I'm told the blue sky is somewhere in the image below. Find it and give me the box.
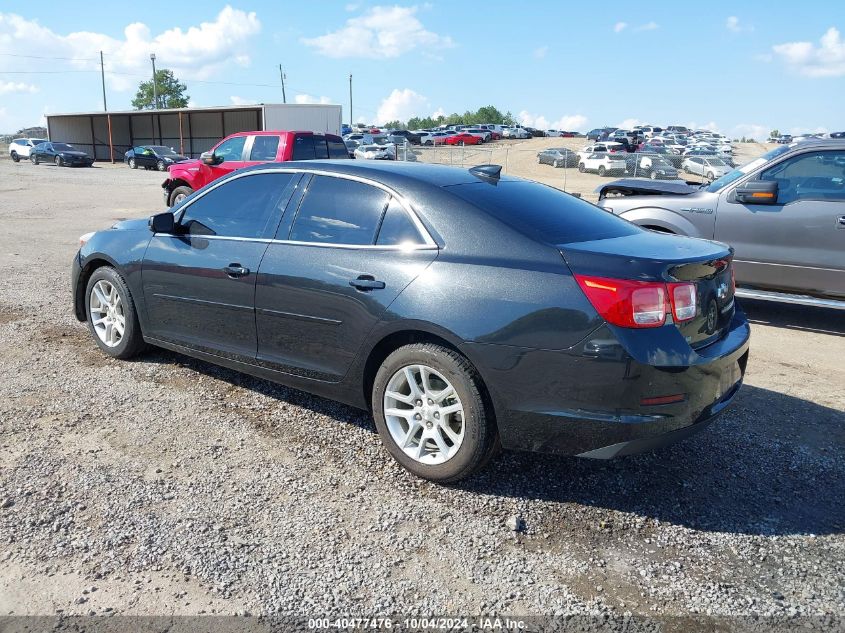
[1,1,843,138]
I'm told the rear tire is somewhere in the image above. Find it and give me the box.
[157,160,167,171]
[31,155,39,165]
[598,165,606,176]
[84,266,147,360]
[169,185,193,207]
[650,171,658,180]
[707,171,714,180]
[372,343,497,483]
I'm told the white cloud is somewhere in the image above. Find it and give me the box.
[613,22,628,33]
[431,107,446,119]
[635,21,659,31]
[726,16,753,33]
[0,7,261,92]
[533,45,548,59]
[519,110,588,131]
[729,123,769,141]
[230,96,257,105]
[773,27,845,77]
[293,94,333,104]
[616,118,644,129]
[301,5,454,59]
[377,88,429,123]
[0,81,37,95]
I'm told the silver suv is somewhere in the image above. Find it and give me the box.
[596,139,845,307]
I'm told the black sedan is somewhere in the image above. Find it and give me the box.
[124,145,189,171]
[31,142,93,167]
[71,161,749,482]
[537,148,579,168]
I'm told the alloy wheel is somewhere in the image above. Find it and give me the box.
[129,158,136,169]
[89,280,125,348]
[384,364,465,465]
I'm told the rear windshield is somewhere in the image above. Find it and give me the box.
[447,180,640,244]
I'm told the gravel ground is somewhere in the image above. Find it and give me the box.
[0,157,843,629]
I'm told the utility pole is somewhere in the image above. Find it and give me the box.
[100,51,107,111]
[150,53,158,109]
[279,65,287,104]
[348,73,353,127]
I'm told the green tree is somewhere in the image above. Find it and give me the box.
[132,69,189,110]
[382,120,405,129]
[770,129,779,139]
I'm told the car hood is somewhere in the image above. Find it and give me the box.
[595,178,700,198]
[168,159,201,173]
[110,218,150,232]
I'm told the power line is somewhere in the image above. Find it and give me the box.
[0,52,99,61]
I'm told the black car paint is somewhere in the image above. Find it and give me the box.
[32,142,94,166]
[72,161,750,457]
[125,146,189,169]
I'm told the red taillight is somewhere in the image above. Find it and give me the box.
[574,275,667,328]
[669,282,697,322]
[575,275,699,329]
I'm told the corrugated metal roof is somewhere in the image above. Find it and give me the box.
[45,103,338,119]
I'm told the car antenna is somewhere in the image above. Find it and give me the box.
[469,164,502,181]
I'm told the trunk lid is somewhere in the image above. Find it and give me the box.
[560,232,735,348]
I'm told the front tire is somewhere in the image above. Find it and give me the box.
[84,267,146,359]
[128,158,136,169]
[31,154,39,165]
[578,163,586,173]
[598,165,606,176]
[55,156,63,167]
[169,185,193,207]
[372,343,496,483]
[157,160,167,172]
[707,171,714,180]
[10,151,19,162]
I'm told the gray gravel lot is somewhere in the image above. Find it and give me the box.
[0,158,843,627]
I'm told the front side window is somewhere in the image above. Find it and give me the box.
[759,151,845,204]
[214,136,246,161]
[289,176,389,245]
[179,173,295,238]
[249,135,280,161]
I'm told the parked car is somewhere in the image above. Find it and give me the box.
[578,142,626,161]
[162,130,349,206]
[545,130,566,137]
[30,142,94,167]
[354,144,394,160]
[524,127,547,138]
[124,146,189,171]
[72,161,750,482]
[8,137,48,162]
[344,139,360,158]
[579,152,627,176]
[596,139,845,306]
[627,154,679,179]
[445,133,482,146]
[682,156,731,180]
[461,128,491,142]
[502,127,530,139]
[422,131,450,145]
[586,128,605,141]
[389,130,422,145]
[537,148,579,168]
[776,135,794,144]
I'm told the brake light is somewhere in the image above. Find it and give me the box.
[669,282,697,322]
[575,275,699,329]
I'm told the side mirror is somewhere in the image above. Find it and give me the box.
[200,151,222,166]
[149,212,176,233]
[735,180,778,205]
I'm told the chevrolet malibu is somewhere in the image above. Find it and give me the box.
[71,161,750,482]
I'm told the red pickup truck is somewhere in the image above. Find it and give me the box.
[162,130,349,206]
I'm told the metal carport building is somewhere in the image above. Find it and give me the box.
[45,103,342,162]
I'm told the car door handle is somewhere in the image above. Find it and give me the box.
[349,275,385,291]
[223,264,250,278]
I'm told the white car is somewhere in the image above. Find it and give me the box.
[577,142,625,161]
[354,144,395,160]
[502,127,530,139]
[545,129,566,137]
[8,137,48,162]
[461,128,492,142]
[682,156,731,180]
[578,152,627,176]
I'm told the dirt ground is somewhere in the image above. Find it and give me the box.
[0,153,843,628]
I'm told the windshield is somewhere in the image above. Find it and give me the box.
[704,144,794,192]
[150,145,178,155]
[707,158,727,166]
[53,143,74,151]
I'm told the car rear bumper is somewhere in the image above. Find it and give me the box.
[462,309,750,457]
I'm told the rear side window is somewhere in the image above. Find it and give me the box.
[327,139,348,159]
[447,180,639,244]
[376,198,424,246]
[292,135,316,160]
[249,136,280,161]
[313,135,329,159]
[289,176,389,245]
[179,173,295,239]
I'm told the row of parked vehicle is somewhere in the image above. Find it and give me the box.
[7,137,95,167]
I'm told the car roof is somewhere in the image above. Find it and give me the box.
[239,159,521,188]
